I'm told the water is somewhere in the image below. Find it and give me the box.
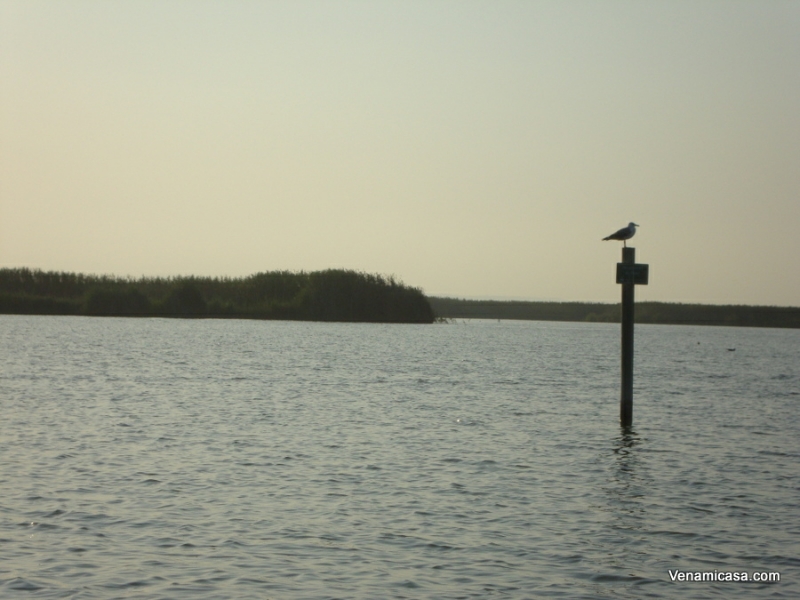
[1,315,798,599]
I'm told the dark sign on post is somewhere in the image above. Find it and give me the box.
[616,263,649,285]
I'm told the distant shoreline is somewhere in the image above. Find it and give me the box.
[428,297,800,329]
[0,268,434,324]
[2,268,798,328]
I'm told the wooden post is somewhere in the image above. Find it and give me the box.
[620,247,635,427]
[614,247,647,426]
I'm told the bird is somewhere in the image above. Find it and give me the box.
[603,222,639,247]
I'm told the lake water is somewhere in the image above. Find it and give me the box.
[1,315,798,599]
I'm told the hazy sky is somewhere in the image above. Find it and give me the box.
[2,1,798,305]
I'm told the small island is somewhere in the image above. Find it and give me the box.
[0,268,435,324]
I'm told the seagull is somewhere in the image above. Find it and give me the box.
[602,222,639,247]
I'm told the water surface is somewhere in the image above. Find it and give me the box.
[1,316,797,598]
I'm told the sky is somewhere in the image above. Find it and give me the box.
[1,1,798,306]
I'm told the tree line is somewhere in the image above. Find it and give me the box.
[4,268,796,327]
[428,297,800,329]
[0,268,434,323]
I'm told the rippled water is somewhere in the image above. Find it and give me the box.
[1,315,798,599]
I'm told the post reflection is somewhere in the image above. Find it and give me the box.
[585,430,655,596]
[610,427,646,505]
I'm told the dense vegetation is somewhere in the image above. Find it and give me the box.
[4,268,797,328]
[428,297,800,329]
[0,268,434,323]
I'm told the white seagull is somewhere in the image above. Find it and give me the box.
[602,222,639,247]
